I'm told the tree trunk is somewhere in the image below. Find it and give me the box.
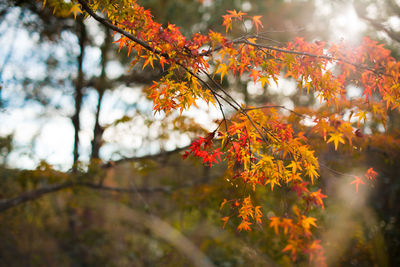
[71,15,86,169]
[90,27,111,160]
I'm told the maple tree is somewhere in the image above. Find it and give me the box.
[2,0,400,265]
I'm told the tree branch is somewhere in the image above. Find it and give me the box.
[106,145,190,167]
[355,11,400,44]
[0,181,180,213]
[0,182,74,213]
[77,0,165,57]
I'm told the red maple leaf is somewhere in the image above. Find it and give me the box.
[309,189,327,209]
[365,167,378,181]
[350,176,365,192]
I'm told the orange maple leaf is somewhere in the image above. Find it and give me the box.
[269,216,280,235]
[237,220,252,231]
[254,206,263,224]
[309,189,327,209]
[114,37,127,52]
[227,10,247,19]
[252,16,263,33]
[249,69,260,83]
[301,216,317,231]
[221,216,230,229]
[220,198,228,210]
[280,218,293,235]
[222,15,232,33]
[158,56,168,71]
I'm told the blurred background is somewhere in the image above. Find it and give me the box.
[0,0,399,266]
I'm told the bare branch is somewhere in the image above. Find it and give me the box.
[106,145,190,167]
[0,181,182,213]
[0,182,74,212]
[356,11,400,44]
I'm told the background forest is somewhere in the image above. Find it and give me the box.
[0,0,399,266]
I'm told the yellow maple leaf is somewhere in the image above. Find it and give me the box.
[69,4,82,19]
[259,76,270,87]
[301,216,317,230]
[327,132,345,150]
[215,63,229,82]
[266,177,281,190]
[356,110,367,127]
[304,163,319,184]
[287,160,302,174]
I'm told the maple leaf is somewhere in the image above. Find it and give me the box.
[280,218,293,235]
[249,69,260,83]
[252,16,263,33]
[237,220,252,231]
[287,161,302,174]
[215,63,229,82]
[309,189,327,209]
[282,240,298,261]
[127,42,136,56]
[356,111,367,127]
[292,182,309,196]
[266,177,281,190]
[301,216,317,232]
[254,206,263,224]
[158,56,168,71]
[114,37,127,52]
[308,240,323,251]
[69,4,82,19]
[304,163,319,184]
[269,216,280,235]
[238,195,254,220]
[182,135,223,167]
[227,10,247,19]
[221,216,230,229]
[222,15,232,33]
[306,240,325,264]
[259,76,270,87]
[365,167,378,181]
[220,198,228,210]
[350,176,365,192]
[327,132,345,150]
[143,54,155,69]
[363,85,374,100]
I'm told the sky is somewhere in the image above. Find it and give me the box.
[0,1,368,171]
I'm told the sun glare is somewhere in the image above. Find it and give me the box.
[329,4,366,43]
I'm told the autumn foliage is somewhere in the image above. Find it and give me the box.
[40,0,400,265]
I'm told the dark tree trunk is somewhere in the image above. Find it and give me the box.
[90,27,111,160]
[71,15,86,169]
